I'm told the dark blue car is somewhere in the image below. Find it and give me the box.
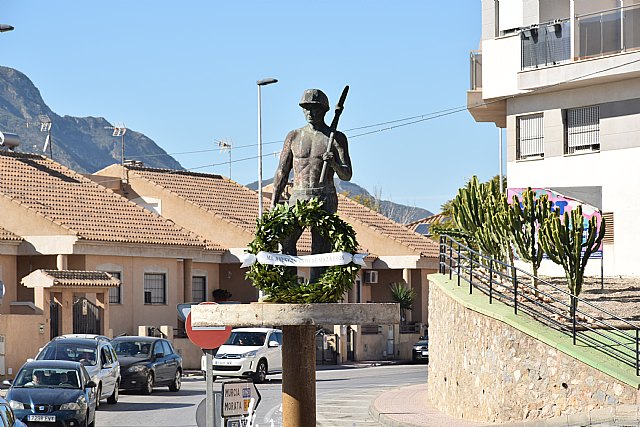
[4,360,97,427]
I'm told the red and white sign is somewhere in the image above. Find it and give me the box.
[185,302,232,349]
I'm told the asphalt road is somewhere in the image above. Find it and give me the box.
[94,363,428,427]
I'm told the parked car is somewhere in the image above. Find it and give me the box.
[35,334,120,407]
[4,360,97,427]
[412,337,429,363]
[111,336,182,394]
[201,327,282,384]
[0,397,27,427]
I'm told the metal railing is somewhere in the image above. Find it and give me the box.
[576,4,640,59]
[438,235,640,375]
[469,50,482,90]
[521,19,571,70]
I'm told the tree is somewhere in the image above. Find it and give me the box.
[389,281,416,324]
[539,205,605,314]
[508,188,552,292]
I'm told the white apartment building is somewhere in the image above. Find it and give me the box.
[469,0,640,276]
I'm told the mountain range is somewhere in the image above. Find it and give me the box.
[0,66,432,223]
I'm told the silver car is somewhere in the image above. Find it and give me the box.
[35,334,121,408]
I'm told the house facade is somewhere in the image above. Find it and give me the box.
[469,0,640,276]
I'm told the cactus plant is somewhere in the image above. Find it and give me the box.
[508,188,552,292]
[539,205,605,313]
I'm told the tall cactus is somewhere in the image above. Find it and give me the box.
[539,205,605,313]
[452,176,509,264]
[508,188,552,291]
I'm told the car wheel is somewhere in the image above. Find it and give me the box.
[253,360,267,384]
[141,372,154,395]
[95,385,101,409]
[169,369,182,392]
[107,381,119,404]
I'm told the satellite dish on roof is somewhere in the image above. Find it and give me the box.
[0,131,20,150]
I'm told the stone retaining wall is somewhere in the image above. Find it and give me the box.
[427,278,640,423]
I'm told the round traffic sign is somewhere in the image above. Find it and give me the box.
[185,302,232,349]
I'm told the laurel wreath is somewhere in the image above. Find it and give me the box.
[245,198,361,303]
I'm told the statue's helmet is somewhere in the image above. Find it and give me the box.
[299,89,330,111]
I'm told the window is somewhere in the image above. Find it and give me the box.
[565,105,600,154]
[192,276,206,303]
[516,114,544,159]
[108,271,122,304]
[144,273,166,305]
[161,340,174,355]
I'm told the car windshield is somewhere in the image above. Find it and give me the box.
[224,332,266,347]
[13,368,80,389]
[113,340,152,357]
[416,340,428,346]
[37,342,97,367]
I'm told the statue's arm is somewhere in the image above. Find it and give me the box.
[271,131,294,208]
[327,132,352,181]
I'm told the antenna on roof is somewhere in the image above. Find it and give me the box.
[26,115,52,158]
[105,123,128,183]
[216,138,232,178]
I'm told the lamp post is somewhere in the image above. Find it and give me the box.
[257,78,278,218]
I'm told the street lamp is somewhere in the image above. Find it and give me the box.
[257,78,278,218]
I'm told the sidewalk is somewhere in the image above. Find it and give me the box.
[368,383,640,427]
[369,383,485,427]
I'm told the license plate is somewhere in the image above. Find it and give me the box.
[421,351,428,356]
[28,415,56,422]
[214,360,233,366]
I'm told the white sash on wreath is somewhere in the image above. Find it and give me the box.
[241,251,367,268]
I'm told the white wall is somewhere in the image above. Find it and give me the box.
[482,35,526,99]
[508,147,640,277]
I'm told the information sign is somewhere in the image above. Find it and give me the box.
[221,381,261,418]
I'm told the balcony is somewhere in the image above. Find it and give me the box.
[521,20,571,70]
[576,4,640,59]
[467,50,507,127]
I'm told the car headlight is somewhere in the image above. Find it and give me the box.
[9,400,24,410]
[242,350,258,358]
[60,402,82,411]
[128,365,147,373]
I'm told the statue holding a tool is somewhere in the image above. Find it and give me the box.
[271,86,352,282]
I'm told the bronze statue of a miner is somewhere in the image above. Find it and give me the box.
[271,87,352,282]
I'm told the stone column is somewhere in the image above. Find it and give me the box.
[56,254,68,271]
[61,288,74,334]
[282,325,316,427]
[96,290,108,337]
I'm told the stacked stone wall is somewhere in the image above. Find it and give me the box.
[427,280,639,423]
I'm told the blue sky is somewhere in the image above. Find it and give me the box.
[2,1,500,214]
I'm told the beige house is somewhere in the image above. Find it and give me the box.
[0,151,221,375]
[96,164,439,361]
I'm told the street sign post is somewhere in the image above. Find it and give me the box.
[222,380,261,427]
[183,302,233,427]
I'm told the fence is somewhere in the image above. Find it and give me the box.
[576,4,640,59]
[438,235,640,375]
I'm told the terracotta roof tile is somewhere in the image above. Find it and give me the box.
[40,269,120,287]
[0,152,206,247]
[0,225,21,241]
[337,195,439,258]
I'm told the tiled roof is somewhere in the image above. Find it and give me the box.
[38,270,119,287]
[127,166,263,233]
[0,152,207,247]
[337,195,439,258]
[0,225,21,241]
[407,213,449,235]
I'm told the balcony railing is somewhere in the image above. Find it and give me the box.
[469,50,482,90]
[521,19,571,70]
[576,4,640,59]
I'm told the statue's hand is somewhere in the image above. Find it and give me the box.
[322,151,335,163]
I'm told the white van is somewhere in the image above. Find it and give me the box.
[200,327,282,384]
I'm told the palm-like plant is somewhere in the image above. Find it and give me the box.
[390,281,416,324]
